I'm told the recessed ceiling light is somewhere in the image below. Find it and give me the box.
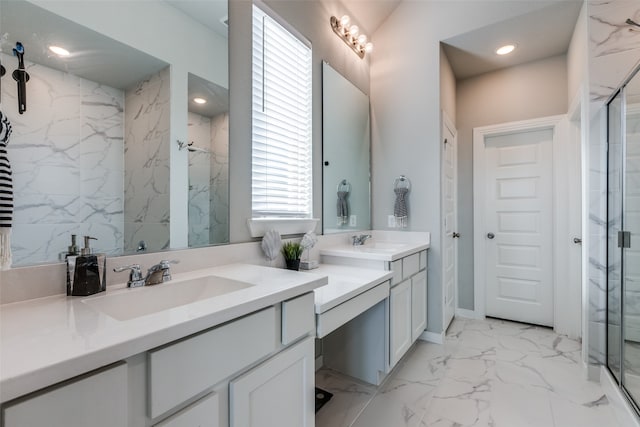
[193,97,207,105]
[49,45,70,57]
[496,44,516,55]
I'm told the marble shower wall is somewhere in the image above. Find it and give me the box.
[587,0,640,369]
[0,52,124,266]
[187,111,229,247]
[209,112,229,244]
[188,112,212,247]
[124,67,171,253]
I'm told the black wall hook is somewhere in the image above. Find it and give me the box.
[12,42,30,115]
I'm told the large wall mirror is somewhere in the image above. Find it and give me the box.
[0,0,229,266]
[322,61,371,234]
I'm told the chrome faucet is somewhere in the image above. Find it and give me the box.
[145,260,175,285]
[351,234,372,246]
[113,260,177,287]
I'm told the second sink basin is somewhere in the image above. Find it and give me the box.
[83,275,254,321]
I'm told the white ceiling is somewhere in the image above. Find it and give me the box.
[165,0,229,39]
[442,1,583,80]
[188,73,229,117]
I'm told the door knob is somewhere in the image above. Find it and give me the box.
[452,232,460,238]
[487,233,495,239]
[573,237,582,244]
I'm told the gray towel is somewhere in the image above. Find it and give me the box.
[394,187,408,228]
[337,190,349,226]
[0,110,13,269]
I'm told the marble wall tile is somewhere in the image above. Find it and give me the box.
[1,53,125,265]
[210,112,229,244]
[123,67,170,253]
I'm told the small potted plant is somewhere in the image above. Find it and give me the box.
[281,241,304,271]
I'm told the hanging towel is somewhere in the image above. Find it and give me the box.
[337,190,349,226]
[0,110,13,269]
[394,187,409,228]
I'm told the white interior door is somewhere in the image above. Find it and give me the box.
[484,128,554,326]
[442,114,457,331]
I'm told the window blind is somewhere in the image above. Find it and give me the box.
[251,5,313,218]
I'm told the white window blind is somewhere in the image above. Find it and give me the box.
[252,5,313,218]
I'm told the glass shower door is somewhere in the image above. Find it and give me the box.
[623,71,640,405]
[608,90,624,383]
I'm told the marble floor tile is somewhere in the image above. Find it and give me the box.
[317,317,624,427]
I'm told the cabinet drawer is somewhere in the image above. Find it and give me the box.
[282,292,315,345]
[389,259,402,285]
[402,253,420,279]
[154,392,219,427]
[148,307,276,418]
[3,363,127,427]
[419,250,428,270]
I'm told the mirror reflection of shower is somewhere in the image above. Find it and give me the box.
[187,73,229,247]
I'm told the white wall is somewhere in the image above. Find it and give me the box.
[567,2,588,106]
[455,55,568,310]
[370,0,558,334]
[440,47,456,124]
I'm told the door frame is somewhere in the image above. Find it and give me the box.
[473,114,568,327]
[441,111,458,331]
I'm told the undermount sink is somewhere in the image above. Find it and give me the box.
[83,275,254,321]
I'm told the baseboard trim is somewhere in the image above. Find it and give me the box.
[315,355,323,372]
[601,366,640,426]
[455,308,483,320]
[419,330,445,344]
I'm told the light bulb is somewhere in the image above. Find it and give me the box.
[49,45,70,57]
[357,34,367,45]
[193,97,207,104]
[349,25,359,38]
[364,42,373,53]
[340,15,350,27]
[496,44,516,55]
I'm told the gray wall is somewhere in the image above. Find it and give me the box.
[370,0,555,334]
[455,54,569,310]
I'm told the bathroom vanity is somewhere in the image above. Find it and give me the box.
[0,264,326,427]
[317,232,430,384]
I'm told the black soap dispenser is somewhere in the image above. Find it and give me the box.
[66,236,106,296]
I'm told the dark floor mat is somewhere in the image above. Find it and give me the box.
[315,387,334,413]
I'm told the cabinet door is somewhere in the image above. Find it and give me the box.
[389,279,412,368]
[411,270,427,342]
[230,337,314,427]
[154,392,219,427]
[3,364,127,427]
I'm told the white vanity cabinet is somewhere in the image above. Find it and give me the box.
[229,337,314,427]
[2,363,128,427]
[144,292,316,426]
[1,292,316,427]
[389,279,412,367]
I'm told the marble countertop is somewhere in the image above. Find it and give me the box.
[308,265,393,314]
[0,263,327,403]
[320,238,430,262]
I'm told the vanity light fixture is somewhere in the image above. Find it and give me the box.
[193,97,207,104]
[49,45,70,57]
[496,44,516,55]
[330,15,373,59]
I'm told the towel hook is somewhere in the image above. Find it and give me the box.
[394,175,411,191]
[337,179,351,193]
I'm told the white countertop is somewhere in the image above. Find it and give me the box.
[308,265,393,314]
[320,239,430,261]
[0,263,327,403]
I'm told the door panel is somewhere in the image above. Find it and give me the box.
[484,128,554,326]
[442,117,457,330]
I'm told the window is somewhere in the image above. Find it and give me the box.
[251,5,312,218]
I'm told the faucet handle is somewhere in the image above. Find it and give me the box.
[113,264,145,288]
